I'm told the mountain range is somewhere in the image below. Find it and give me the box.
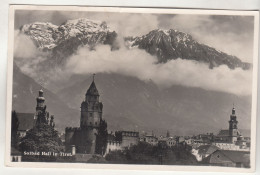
[13,18,252,135]
[20,18,250,69]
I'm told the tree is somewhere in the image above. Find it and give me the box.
[19,123,63,161]
[95,119,108,155]
[105,141,198,165]
[11,110,19,148]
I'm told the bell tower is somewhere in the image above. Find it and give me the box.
[228,105,238,143]
[78,74,104,154]
[34,89,55,127]
[80,74,103,128]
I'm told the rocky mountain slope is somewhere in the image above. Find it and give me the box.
[56,73,251,136]
[21,18,117,64]
[125,29,250,69]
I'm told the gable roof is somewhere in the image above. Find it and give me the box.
[203,150,250,164]
[16,113,35,131]
[219,150,250,163]
[217,129,241,137]
[198,145,220,155]
[217,130,229,137]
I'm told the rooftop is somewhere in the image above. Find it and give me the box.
[86,81,99,96]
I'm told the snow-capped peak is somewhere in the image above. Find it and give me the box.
[20,18,115,50]
[61,18,111,34]
[157,29,171,36]
[21,22,58,32]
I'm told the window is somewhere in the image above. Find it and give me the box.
[95,122,97,125]
[89,113,93,117]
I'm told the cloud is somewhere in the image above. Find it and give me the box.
[14,30,38,59]
[14,31,49,83]
[65,45,252,96]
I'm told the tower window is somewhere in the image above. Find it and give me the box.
[89,113,93,117]
[95,122,97,125]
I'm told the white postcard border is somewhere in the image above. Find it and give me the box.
[5,5,259,173]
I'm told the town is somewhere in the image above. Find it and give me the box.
[11,76,251,168]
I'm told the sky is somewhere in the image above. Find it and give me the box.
[15,10,255,63]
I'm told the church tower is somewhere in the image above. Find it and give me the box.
[34,89,55,128]
[228,106,239,143]
[35,89,48,126]
[80,75,103,128]
[79,75,103,154]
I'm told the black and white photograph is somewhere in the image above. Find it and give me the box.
[5,5,259,172]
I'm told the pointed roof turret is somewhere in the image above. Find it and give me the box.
[232,103,236,115]
[86,74,99,96]
[232,107,236,115]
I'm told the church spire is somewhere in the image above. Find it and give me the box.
[86,74,99,96]
[93,73,96,82]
